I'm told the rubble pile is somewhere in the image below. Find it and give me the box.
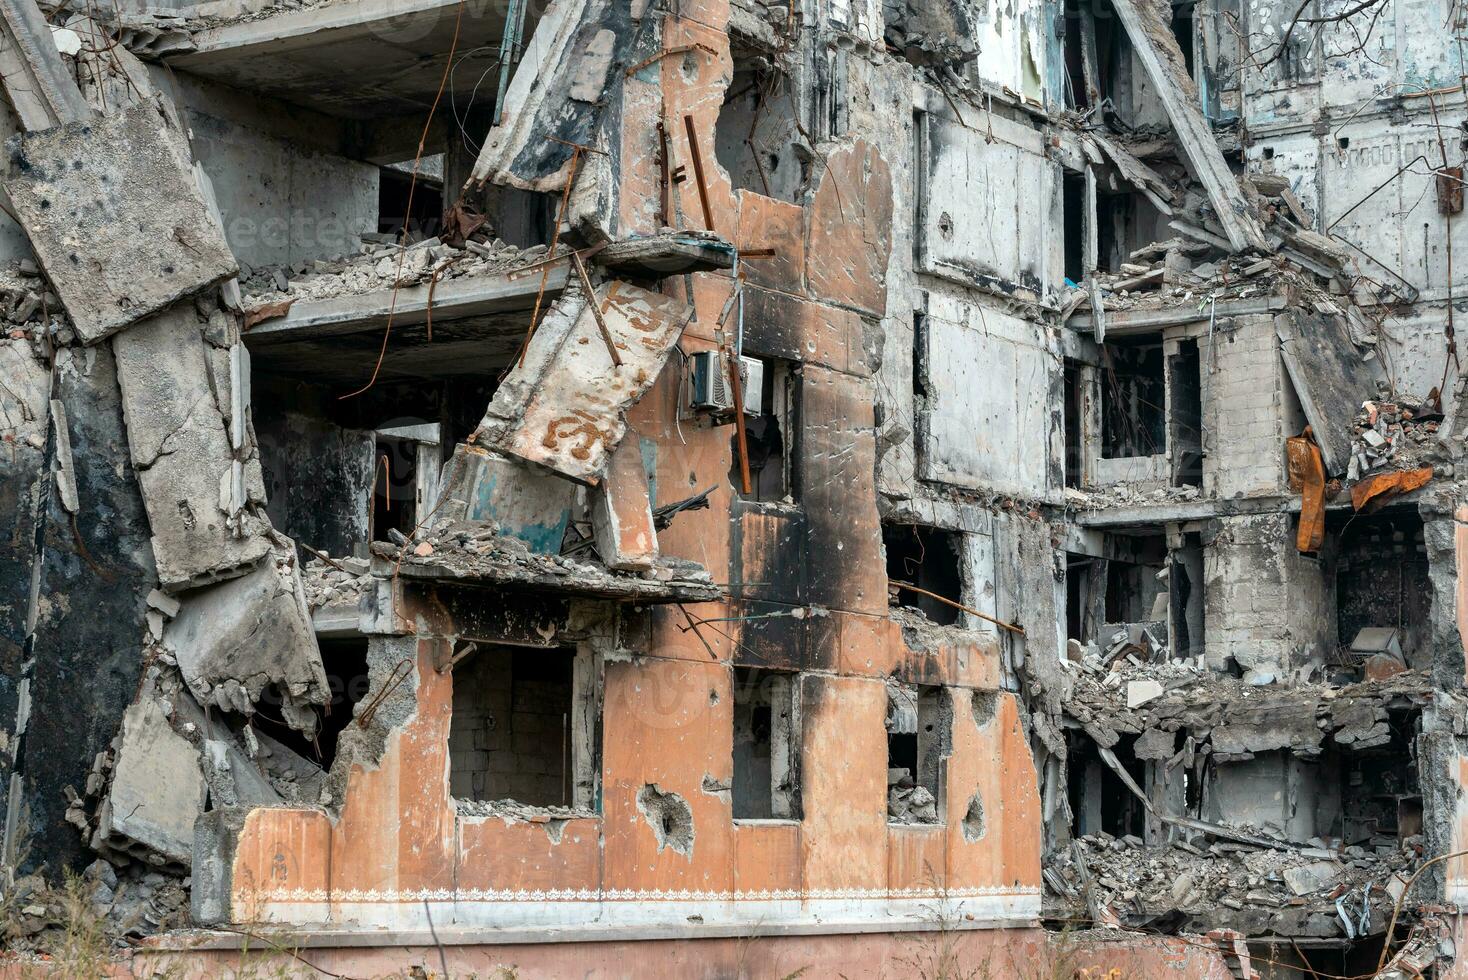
[0,259,67,340]
[301,555,371,612]
[1062,482,1202,512]
[1047,831,1416,936]
[241,235,543,309]
[887,768,939,823]
[1348,395,1446,480]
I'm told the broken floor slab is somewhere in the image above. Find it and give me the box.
[373,519,718,605]
[162,541,328,733]
[3,103,236,343]
[472,279,694,483]
[113,303,272,591]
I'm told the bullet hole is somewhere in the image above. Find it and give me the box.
[972,690,999,730]
[709,688,719,705]
[938,211,954,240]
[637,784,694,857]
[962,790,986,842]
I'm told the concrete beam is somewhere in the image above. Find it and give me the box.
[243,265,569,345]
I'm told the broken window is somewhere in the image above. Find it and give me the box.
[884,522,963,626]
[887,682,950,825]
[448,644,592,809]
[1100,338,1166,459]
[1167,339,1203,487]
[714,47,810,202]
[371,423,442,544]
[1170,532,1205,661]
[1063,172,1087,284]
[1067,731,1146,839]
[1063,358,1088,487]
[378,159,443,243]
[1170,0,1196,80]
[730,358,796,503]
[731,667,800,820]
[1333,508,1429,673]
[1104,533,1168,627]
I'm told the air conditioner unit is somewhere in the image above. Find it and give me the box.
[688,351,763,416]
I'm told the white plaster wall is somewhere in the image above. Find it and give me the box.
[189,110,379,269]
[917,291,1057,498]
[917,107,1058,298]
[1241,0,1465,125]
[1246,115,1466,406]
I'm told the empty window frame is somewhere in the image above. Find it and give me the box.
[731,667,801,820]
[887,682,951,825]
[884,522,963,626]
[731,358,797,503]
[714,49,810,202]
[1100,338,1166,459]
[1168,339,1204,487]
[448,644,596,809]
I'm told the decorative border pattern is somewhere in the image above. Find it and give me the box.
[247,885,1041,903]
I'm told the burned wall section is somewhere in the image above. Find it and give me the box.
[13,345,157,875]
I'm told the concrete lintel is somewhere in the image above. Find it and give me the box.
[243,266,569,345]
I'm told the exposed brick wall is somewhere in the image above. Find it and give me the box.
[448,647,573,806]
[1201,316,1287,499]
[1203,514,1333,673]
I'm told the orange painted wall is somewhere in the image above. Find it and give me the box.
[224,0,1040,934]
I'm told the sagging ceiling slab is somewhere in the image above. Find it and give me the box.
[166,0,538,119]
[242,265,567,381]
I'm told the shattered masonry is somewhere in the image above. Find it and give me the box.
[2,0,1468,975]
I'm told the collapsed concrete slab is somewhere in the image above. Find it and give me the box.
[592,429,657,571]
[113,303,272,591]
[95,696,205,867]
[3,103,237,343]
[472,280,693,482]
[162,542,328,733]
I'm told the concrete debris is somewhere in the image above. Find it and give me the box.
[241,235,546,311]
[375,518,719,604]
[93,697,206,868]
[113,303,272,591]
[473,279,694,482]
[162,540,328,732]
[4,104,236,343]
[591,428,658,571]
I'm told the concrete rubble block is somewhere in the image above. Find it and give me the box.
[1282,859,1341,896]
[113,304,271,590]
[474,279,693,483]
[591,428,657,571]
[1126,679,1163,708]
[163,542,328,734]
[3,103,237,344]
[95,696,206,867]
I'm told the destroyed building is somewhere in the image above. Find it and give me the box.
[4,0,1468,975]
